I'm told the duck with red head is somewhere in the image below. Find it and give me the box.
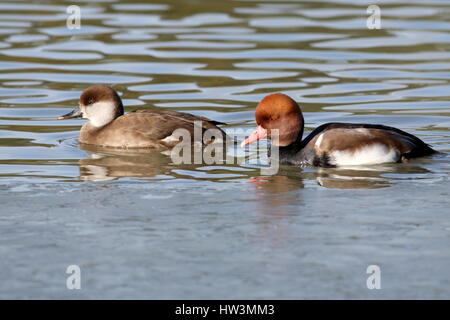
[242,93,437,167]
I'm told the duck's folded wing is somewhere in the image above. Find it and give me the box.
[112,111,227,148]
[132,109,226,126]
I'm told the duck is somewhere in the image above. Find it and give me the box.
[241,93,437,167]
[58,84,226,149]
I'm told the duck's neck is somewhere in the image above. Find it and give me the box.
[271,126,307,166]
[279,126,304,154]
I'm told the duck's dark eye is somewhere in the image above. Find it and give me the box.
[87,99,94,105]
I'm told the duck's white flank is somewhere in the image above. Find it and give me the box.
[84,101,117,127]
[330,144,400,166]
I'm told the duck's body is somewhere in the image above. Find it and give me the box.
[59,85,226,149]
[242,93,437,167]
[79,109,225,149]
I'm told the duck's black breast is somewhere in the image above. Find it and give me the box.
[278,122,437,167]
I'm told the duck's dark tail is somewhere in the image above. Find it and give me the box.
[404,143,439,160]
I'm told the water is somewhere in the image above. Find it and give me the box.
[0,0,449,299]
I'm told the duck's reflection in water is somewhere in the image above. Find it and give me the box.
[249,162,433,195]
[78,144,174,181]
[246,170,304,249]
[311,163,433,189]
[79,142,435,186]
[245,163,433,250]
[78,144,253,182]
[249,170,304,210]
[314,166,392,189]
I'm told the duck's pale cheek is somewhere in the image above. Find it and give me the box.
[87,101,116,127]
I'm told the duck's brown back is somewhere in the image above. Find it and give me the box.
[79,110,227,149]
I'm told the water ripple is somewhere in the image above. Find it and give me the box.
[0,0,448,184]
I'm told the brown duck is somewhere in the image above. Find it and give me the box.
[242,93,437,167]
[58,85,226,149]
